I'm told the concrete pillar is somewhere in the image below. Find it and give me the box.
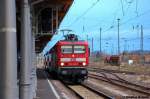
[31,36,37,98]
[20,0,32,98]
[31,7,37,98]
[0,0,18,99]
[56,7,59,33]
[51,8,54,34]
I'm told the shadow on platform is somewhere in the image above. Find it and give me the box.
[34,68,57,99]
[36,68,47,79]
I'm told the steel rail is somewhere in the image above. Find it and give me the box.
[89,73,150,96]
[81,83,114,99]
[62,81,113,99]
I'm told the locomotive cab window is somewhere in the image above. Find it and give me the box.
[61,46,72,53]
[74,46,85,53]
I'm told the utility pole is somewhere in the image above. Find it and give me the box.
[117,18,121,71]
[136,25,140,51]
[132,44,135,51]
[111,43,114,55]
[124,39,127,52]
[117,18,120,55]
[99,28,102,54]
[82,25,85,33]
[140,25,143,54]
[0,0,18,98]
[87,34,88,41]
[136,25,139,37]
[92,37,94,55]
[140,25,144,64]
[20,0,32,98]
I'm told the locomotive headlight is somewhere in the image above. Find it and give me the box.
[82,62,86,66]
[60,62,64,66]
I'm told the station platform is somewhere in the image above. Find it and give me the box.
[34,68,57,99]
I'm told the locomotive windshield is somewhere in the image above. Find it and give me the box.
[61,46,72,53]
[74,46,85,53]
[61,45,85,54]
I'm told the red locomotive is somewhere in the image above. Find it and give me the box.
[44,34,89,82]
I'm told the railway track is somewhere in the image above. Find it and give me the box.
[45,71,112,99]
[88,68,150,75]
[63,82,113,99]
[45,69,150,98]
[100,70,150,90]
[88,72,150,96]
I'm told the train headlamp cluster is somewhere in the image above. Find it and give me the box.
[60,62,64,66]
[82,62,86,66]
[60,61,86,66]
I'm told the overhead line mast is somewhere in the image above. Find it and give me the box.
[117,18,120,55]
[99,27,102,54]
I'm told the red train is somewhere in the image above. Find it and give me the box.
[44,34,89,82]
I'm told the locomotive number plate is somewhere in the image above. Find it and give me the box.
[71,58,76,61]
[68,63,78,65]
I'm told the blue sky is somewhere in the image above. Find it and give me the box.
[44,0,150,54]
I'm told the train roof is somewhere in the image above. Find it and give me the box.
[44,40,88,55]
[43,33,88,55]
[57,40,88,45]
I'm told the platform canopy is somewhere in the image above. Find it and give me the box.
[16,0,73,53]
